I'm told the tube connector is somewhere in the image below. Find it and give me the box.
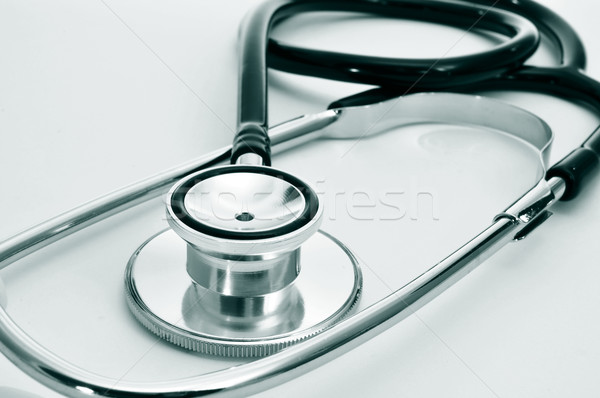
[493,177,566,240]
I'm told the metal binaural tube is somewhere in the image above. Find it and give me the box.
[0,92,558,397]
[0,173,565,397]
[0,209,521,397]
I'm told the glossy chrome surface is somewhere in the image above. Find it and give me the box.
[268,110,340,154]
[164,164,324,311]
[183,172,306,234]
[494,176,567,241]
[548,176,568,199]
[235,153,265,165]
[186,246,300,296]
[320,93,554,166]
[0,93,558,397]
[497,176,563,223]
[125,229,362,357]
[166,166,323,257]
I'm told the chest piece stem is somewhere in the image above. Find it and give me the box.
[125,165,362,357]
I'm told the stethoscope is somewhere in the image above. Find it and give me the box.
[0,0,599,397]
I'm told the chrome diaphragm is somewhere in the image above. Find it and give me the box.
[125,165,362,357]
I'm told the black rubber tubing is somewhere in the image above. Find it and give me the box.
[232,0,540,165]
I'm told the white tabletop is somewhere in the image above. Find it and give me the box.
[0,1,599,397]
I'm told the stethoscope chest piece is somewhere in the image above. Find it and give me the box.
[124,165,362,357]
